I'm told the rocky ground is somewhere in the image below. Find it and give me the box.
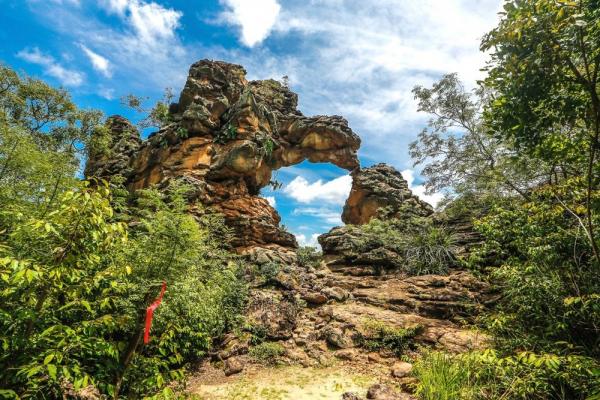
[185,257,494,400]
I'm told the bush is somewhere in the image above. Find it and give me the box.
[358,319,422,356]
[413,350,600,400]
[472,186,600,357]
[257,261,281,284]
[248,342,285,365]
[354,218,458,276]
[296,246,322,269]
[0,183,247,398]
[403,225,458,275]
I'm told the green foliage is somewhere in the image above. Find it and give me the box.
[481,0,600,262]
[296,246,322,269]
[0,64,104,219]
[122,88,175,129]
[246,323,269,346]
[403,225,458,275]
[472,183,600,356]
[215,123,238,144]
[410,73,542,201]
[0,184,129,398]
[413,352,472,400]
[256,261,281,284]
[354,216,458,275]
[248,342,285,365]
[358,319,422,356]
[413,350,600,400]
[0,179,247,398]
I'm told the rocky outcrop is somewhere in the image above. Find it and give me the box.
[84,116,142,180]
[342,163,433,225]
[86,60,361,252]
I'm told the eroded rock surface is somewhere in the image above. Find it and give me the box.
[342,163,432,225]
[86,59,361,252]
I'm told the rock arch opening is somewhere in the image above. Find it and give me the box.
[259,160,353,248]
[85,59,361,254]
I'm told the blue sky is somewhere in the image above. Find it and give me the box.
[0,0,502,247]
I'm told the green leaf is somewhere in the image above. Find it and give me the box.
[47,364,57,380]
[43,354,54,365]
[81,300,92,312]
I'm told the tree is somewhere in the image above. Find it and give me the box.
[411,74,547,202]
[481,0,600,263]
[0,64,104,217]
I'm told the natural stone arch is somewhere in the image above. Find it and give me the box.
[86,60,361,254]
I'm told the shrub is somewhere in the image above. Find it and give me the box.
[0,182,247,398]
[358,319,422,356]
[257,261,281,284]
[296,246,322,269]
[248,342,285,365]
[354,218,458,276]
[472,187,600,357]
[403,225,458,275]
[413,350,600,400]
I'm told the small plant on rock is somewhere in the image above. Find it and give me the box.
[249,342,285,365]
[403,224,458,275]
[297,246,322,269]
[358,319,423,356]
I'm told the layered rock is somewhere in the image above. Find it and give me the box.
[342,163,433,225]
[86,59,361,252]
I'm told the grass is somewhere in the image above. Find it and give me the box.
[358,319,423,356]
[412,352,473,400]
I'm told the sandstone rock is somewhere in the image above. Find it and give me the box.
[322,286,349,301]
[86,59,361,252]
[323,326,354,349]
[342,392,363,400]
[335,348,359,360]
[366,384,413,400]
[302,292,328,305]
[84,115,141,180]
[342,163,433,225]
[246,291,298,339]
[367,352,382,363]
[224,357,244,376]
[391,362,413,378]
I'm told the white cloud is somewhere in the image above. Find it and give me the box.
[255,0,504,167]
[295,232,320,248]
[401,169,443,208]
[219,0,281,47]
[80,44,112,77]
[17,47,84,87]
[264,196,277,207]
[283,175,351,205]
[98,87,116,100]
[99,0,182,44]
[293,207,342,225]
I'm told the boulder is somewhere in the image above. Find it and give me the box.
[224,357,244,376]
[366,384,414,400]
[391,362,413,378]
[342,163,432,225]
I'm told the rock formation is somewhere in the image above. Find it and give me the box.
[86,60,361,253]
[342,163,433,225]
[318,163,435,274]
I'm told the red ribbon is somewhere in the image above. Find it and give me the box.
[144,281,167,344]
